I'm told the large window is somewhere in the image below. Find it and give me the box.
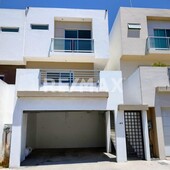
[65,30,92,52]
[153,29,170,49]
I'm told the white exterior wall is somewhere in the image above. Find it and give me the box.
[9,69,124,167]
[26,111,105,149]
[0,81,15,162]
[0,8,109,62]
[124,67,170,106]
[123,68,142,104]
[106,11,122,71]
[24,8,109,59]
[15,69,124,111]
[140,67,169,106]
[0,9,25,61]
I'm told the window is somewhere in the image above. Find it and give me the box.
[46,72,74,84]
[128,23,141,38]
[153,29,170,49]
[1,27,19,32]
[65,30,92,52]
[31,24,49,30]
[0,75,4,81]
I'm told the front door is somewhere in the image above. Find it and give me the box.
[124,111,145,160]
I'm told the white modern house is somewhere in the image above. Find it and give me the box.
[0,7,127,168]
[108,7,170,161]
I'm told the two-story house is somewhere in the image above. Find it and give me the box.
[108,7,170,161]
[0,7,127,168]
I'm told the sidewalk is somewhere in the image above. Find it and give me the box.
[1,160,170,170]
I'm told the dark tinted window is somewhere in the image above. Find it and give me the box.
[65,30,77,38]
[78,30,91,39]
[31,24,49,30]
[1,27,19,32]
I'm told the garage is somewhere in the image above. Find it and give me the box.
[21,111,113,166]
[162,108,170,156]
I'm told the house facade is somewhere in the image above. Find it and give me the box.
[0,7,128,168]
[107,7,170,160]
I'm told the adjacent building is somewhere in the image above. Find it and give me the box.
[108,7,170,160]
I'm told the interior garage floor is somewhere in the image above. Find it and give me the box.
[21,148,116,166]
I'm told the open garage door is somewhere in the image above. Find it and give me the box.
[162,108,170,156]
[21,111,113,166]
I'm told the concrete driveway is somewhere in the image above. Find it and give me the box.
[1,160,170,170]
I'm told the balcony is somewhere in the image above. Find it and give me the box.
[40,69,100,91]
[50,38,94,53]
[147,36,170,55]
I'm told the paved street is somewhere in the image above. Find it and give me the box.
[1,160,170,170]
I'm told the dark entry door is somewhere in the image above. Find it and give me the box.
[124,111,145,160]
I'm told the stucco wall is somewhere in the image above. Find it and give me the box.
[26,111,105,148]
[24,8,109,59]
[0,9,25,61]
[106,11,122,70]
[123,68,142,104]
[123,66,170,107]
[140,67,169,106]
[0,81,15,162]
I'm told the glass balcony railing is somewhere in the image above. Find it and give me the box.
[147,36,170,50]
[50,38,94,53]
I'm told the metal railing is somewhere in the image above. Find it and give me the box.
[50,38,94,53]
[40,69,100,87]
[147,36,170,50]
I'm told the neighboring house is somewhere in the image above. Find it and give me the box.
[107,7,170,161]
[0,7,126,168]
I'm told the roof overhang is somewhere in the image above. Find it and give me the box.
[118,104,148,111]
[156,87,170,93]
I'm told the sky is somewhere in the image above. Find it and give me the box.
[0,0,170,30]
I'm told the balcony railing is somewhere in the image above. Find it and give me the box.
[147,36,170,50]
[40,69,100,87]
[50,38,94,53]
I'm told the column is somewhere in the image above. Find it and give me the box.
[115,110,127,162]
[9,103,23,168]
[142,110,151,161]
[106,111,111,153]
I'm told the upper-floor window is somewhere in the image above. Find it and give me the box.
[31,24,49,30]
[64,30,92,52]
[127,23,141,38]
[154,29,170,37]
[153,29,170,49]
[1,27,19,32]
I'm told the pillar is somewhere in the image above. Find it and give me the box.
[106,111,111,153]
[9,104,23,168]
[142,110,151,161]
[115,110,127,162]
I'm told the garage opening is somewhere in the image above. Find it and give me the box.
[21,111,115,166]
